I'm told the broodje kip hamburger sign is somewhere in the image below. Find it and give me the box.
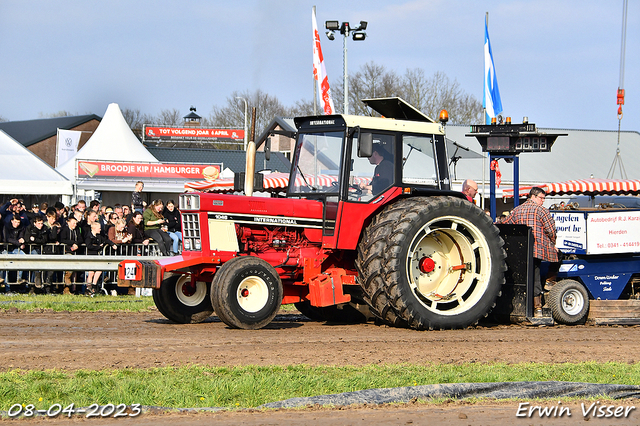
[77,161,222,181]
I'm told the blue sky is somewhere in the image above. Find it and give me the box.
[0,0,637,131]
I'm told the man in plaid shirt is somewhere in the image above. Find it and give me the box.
[502,187,558,316]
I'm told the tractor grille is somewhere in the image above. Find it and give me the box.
[181,213,202,251]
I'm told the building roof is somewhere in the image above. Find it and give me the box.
[256,117,297,146]
[0,114,101,147]
[147,146,291,174]
[0,130,72,195]
[444,124,640,186]
[183,111,201,120]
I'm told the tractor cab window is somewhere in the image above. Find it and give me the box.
[349,133,395,202]
[402,135,437,186]
[290,131,343,195]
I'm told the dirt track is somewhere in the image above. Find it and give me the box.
[2,309,640,371]
[2,309,640,425]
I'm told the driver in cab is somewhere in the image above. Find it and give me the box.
[359,145,393,195]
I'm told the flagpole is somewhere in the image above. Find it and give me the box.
[482,12,489,210]
[313,5,318,115]
[485,12,489,125]
[55,128,60,168]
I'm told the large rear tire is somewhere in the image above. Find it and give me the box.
[153,273,213,324]
[356,202,409,327]
[211,256,283,329]
[548,279,589,325]
[383,196,506,330]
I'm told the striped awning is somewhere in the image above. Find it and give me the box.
[184,172,371,192]
[503,179,640,198]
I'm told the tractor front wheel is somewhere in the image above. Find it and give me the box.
[211,256,283,329]
[153,273,213,324]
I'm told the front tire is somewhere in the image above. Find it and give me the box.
[211,256,283,329]
[548,279,590,325]
[153,273,213,324]
[383,196,506,330]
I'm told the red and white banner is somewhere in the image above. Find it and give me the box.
[312,7,335,115]
[185,172,370,192]
[504,179,640,198]
[77,161,222,181]
[144,126,244,142]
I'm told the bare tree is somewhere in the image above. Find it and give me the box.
[121,108,155,140]
[332,62,483,124]
[331,62,400,116]
[155,108,183,126]
[0,115,7,122]
[289,98,315,117]
[209,89,293,144]
[38,110,77,118]
[405,71,483,124]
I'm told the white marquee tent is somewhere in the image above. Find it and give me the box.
[56,103,158,191]
[0,130,72,195]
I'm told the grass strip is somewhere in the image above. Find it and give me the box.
[1,362,638,410]
[0,294,297,312]
[0,294,155,312]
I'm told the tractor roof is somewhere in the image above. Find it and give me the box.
[298,97,444,135]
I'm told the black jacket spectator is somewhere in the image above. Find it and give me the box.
[85,233,115,255]
[25,207,44,223]
[82,220,104,237]
[127,222,146,244]
[4,222,25,251]
[163,206,181,233]
[43,219,61,254]
[1,201,29,229]
[25,222,48,246]
[59,226,82,254]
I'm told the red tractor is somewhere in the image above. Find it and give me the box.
[118,98,506,330]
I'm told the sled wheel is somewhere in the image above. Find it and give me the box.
[548,279,590,325]
[153,273,213,324]
[211,256,283,329]
[384,196,506,330]
[356,202,409,327]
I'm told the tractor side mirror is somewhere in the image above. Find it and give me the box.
[265,137,271,161]
[358,132,373,158]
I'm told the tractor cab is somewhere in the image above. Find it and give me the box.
[288,97,452,207]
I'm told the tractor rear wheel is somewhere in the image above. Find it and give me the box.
[356,202,409,327]
[153,273,213,324]
[382,196,506,330]
[548,279,590,325]
[211,256,283,329]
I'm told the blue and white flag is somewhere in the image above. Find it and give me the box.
[483,21,502,121]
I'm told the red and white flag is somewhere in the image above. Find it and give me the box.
[312,7,335,115]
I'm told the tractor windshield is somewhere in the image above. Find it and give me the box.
[289,131,344,194]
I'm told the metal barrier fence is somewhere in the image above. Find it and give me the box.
[0,242,165,286]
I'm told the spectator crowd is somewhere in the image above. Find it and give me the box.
[0,191,183,296]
